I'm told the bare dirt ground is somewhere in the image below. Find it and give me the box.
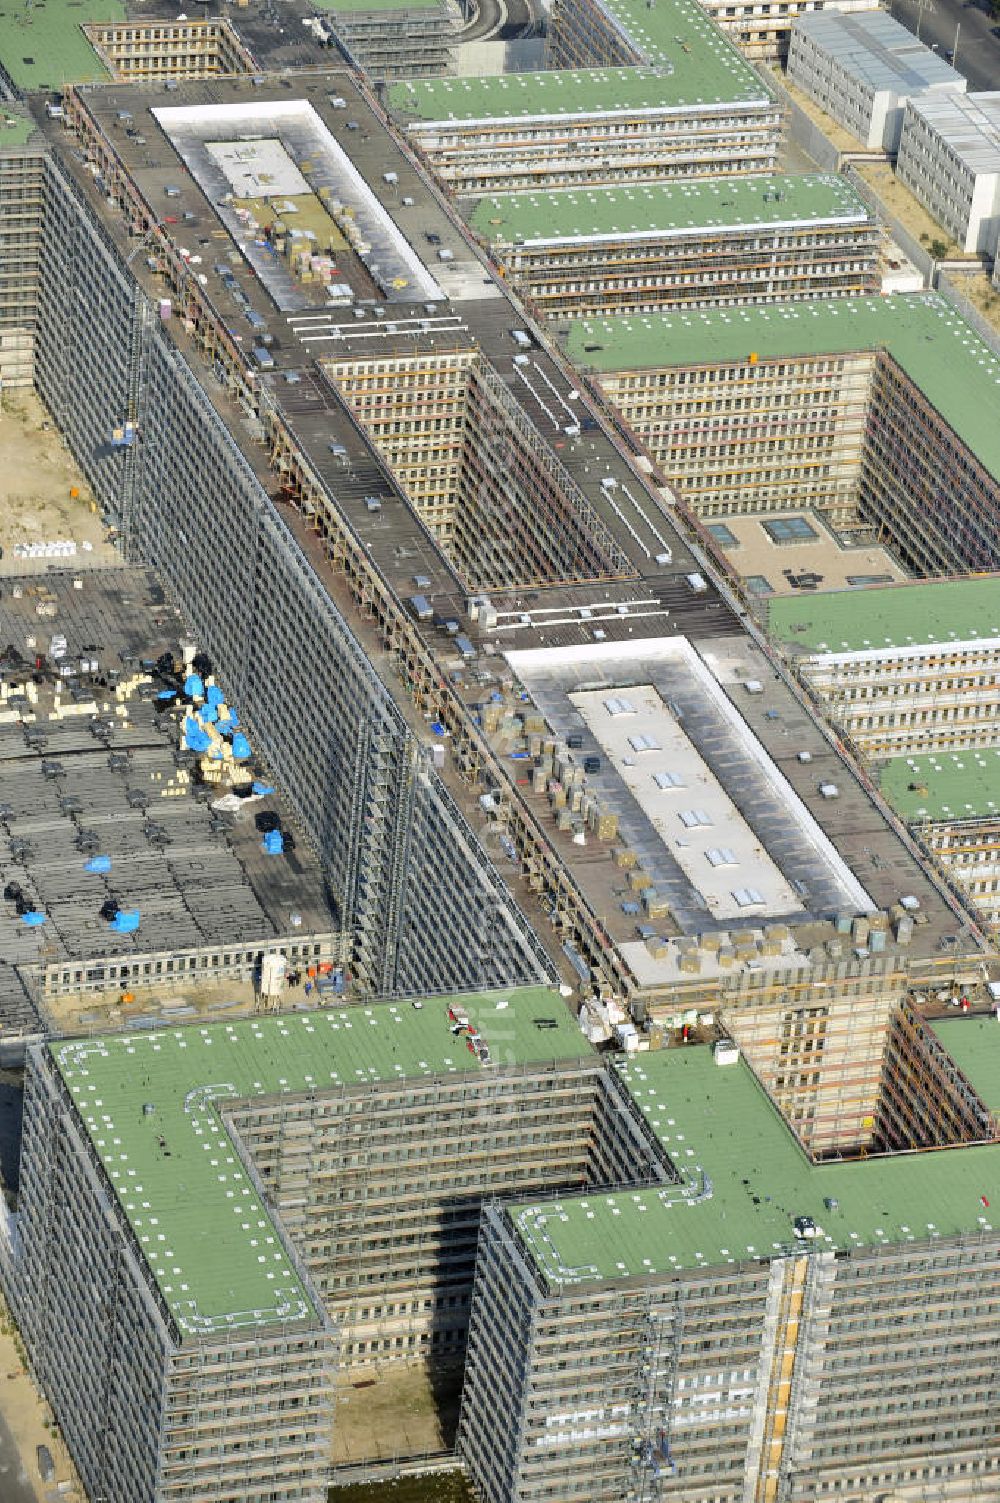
[0,1296,83,1502]
[768,69,866,157]
[0,390,118,574]
[852,161,978,263]
[332,1365,463,1468]
[947,272,1000,337]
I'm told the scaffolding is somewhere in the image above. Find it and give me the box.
[83,19,258,81]
[598,352,874,527]
[495,225,881,322]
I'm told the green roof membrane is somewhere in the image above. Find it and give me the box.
[0,110,38,147]
[564,293,1000,489]
[53,988,589,1342]
[878,748,1000,824]
[0,0,119,91]
[933,1017,1000,1112]
[389,0,771,122]
[510,1047,1000,1285]
[768,577,1000,656]
[468,174,871,248]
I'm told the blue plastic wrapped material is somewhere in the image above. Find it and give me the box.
[251,781,275,796]
[157,689,176,701]
[206,684,224,707]
[262,830,284,855]
[231,732,251,761]
[430,721,445,736]
[109,908,140,934]
[183,716,210,754]
[21,911,45,927]
[183,672,205,700]
[84,855,112,874]
[217,710,239,736]
[202,704,219,724]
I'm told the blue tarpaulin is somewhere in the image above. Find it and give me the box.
[109,909,140,934]
[183,716,210,753]
[262,830,284,855]
[21,911,45,927]
[157,689,176,701]
[206,684,224,707]
[202,704,219,724]
[430,721,446,736]
[252,781,275,796]
[231,732,251,761]
[84,855,112,874]
[184,673,205,700]
[217,711,239,735]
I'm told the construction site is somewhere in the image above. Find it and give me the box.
[567,294,1000,576]
[6,978,1000,1503]
[0,67,986,1024]
[461,1026,1000,1503]
[466,175,881,321]
[766,578,1000,761]
[0,562,340,1054]
[388,0,780,194]
[0,0,993,1486]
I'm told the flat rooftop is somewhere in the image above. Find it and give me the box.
[152,99,444,312]
[388,0,771,123]
[52,988,592,1339]
[767,577,1000,656]
[467,174,871,248]
[766,574,998,658]
[506,639,872,941]
[570,684,805,922]
[0,107,41,149]
[36,77,974,972]
[0,0,117,91]
[707,511,905,599]
[509,1044,1000,1285]
[314,0,442,12]
[564,294,1000,485]
[0,567,333,978]
[932,1016,1000,1112]
[905,90,1000,175]
[791,10,966,96]
[878,749,1000,824]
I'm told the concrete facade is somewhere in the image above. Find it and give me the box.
[787,10,966,151]
[897,92,1000,256]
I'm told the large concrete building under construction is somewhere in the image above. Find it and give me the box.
[28,68,969,1033]
[0,0,1000,1492]
[388,0,781,193]
[467,175,881,320]
[6,986,1000,1503]
[567,294,1000,575]
[460,1033,1000,1503]
[767,578,1000,761]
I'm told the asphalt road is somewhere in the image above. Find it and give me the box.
[886,0,1000,92]
[458,0,539,40]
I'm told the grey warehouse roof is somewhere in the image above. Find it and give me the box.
[792,10,966,95]
[904,91,1000,175]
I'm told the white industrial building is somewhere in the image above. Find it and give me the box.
[897,91,1000,255]
[787,10,966,151]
